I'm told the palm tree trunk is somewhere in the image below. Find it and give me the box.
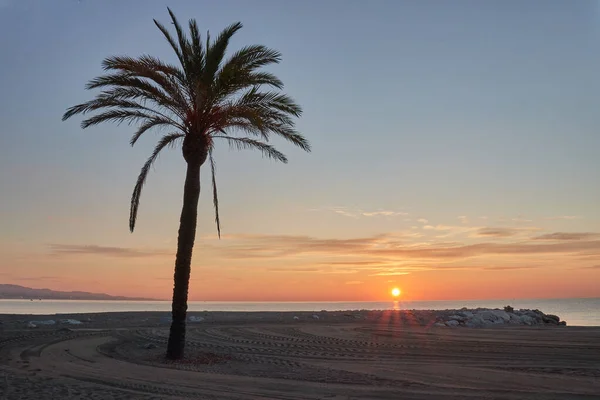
[166,160,201,360]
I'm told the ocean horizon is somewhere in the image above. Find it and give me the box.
[1,297,598,326]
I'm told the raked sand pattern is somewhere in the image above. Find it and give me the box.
[1,310,599,399]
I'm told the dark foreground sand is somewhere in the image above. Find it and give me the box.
[0,310,599,399]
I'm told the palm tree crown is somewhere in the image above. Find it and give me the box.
[63,8,310,236]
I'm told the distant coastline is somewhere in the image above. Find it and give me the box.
[0,284,155,301]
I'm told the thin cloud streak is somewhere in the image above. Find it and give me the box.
[476,227,521,237]
[49,244,170,258]
[314,206,408,218]
[202,232,600,261]
[474,227,540,238]
[55,232,600,265]
[532,232,600,241]
[458,216,469,224]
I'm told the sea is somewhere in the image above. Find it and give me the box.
[0,297,598,326]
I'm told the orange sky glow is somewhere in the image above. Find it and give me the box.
[3,221,599,301]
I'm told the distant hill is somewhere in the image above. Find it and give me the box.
[0,284,155,301]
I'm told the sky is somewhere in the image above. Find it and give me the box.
[0,0,599,302]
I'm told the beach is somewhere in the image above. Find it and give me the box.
[1,310,599,399]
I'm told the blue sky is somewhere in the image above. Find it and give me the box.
[0,0,599,300]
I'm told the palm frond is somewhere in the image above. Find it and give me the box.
[100,56,189,112]
[63,97,149,121]
[212,135,288,163]
[63,93,180,128]
[167,7,193,73]
[222,45,282,72]
[76,109,157,129]
[212,46,283,100]
[130,116,175,146]
[203,22,243,87]
[130,133,184,232]
[188,19,205,80]
[237,88,302,117]
[208,149,221,238]
[84,74,182,119]
[153,18,186,70]
[209,88,309,152]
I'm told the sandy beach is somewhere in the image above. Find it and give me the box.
[1,310,599,399]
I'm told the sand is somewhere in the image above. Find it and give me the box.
[0,310,599,399]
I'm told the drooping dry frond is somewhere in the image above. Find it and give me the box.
[129,133,184,232]
[212,135,288,163]
[208,149,221,238]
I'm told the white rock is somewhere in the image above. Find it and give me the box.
[434,322,446,327]
[445,320,460,327]
[293,316,300,320]
[60,319,82,325]
[523,310,543,322]
[491,310,511,322]
[460,311,474,318]
[520,315,535,325]
[27,322,37,329]
[30,320,56,325]
[477,311,499,322]
[312,314,320,320]
[448,315,464,321]
[466,315,488,328]
[508,313,522,324]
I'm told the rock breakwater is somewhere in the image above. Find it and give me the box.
[433,307,566,328]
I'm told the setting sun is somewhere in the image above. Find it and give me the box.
[391,288,401,297]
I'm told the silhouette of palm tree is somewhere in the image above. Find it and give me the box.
[63,8,309,359]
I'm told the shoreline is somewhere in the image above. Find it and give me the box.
[0,310,598,399]
[1,307,592,329]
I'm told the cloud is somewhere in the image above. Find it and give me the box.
[265,267,322,272]
[370,271,411,276]
[458,216,469,224]
[511,216,532,223]
[417,218,429,224]
[345,281,363,285]
[422,224,480,238]
[266,265,360,274]
[361,211,408,217]
[314,207,408,219]
[423,225,453,231]
[544,216,581,220]
[532,232,600,241]
[576,265,600,270]
[202,232,600,262]
[475,227,522,238]
[49,244,170,258]
[16,276,60,281]
[332,208,359,218]
[472,226,542,239]
[58,230,600,279]
[482,266,535,271]
[321,261,386,266]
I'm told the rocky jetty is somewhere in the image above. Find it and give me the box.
[433,307,566,328]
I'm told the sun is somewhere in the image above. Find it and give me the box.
[391,288,401,297]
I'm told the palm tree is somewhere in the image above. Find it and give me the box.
[63,9,310,360]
